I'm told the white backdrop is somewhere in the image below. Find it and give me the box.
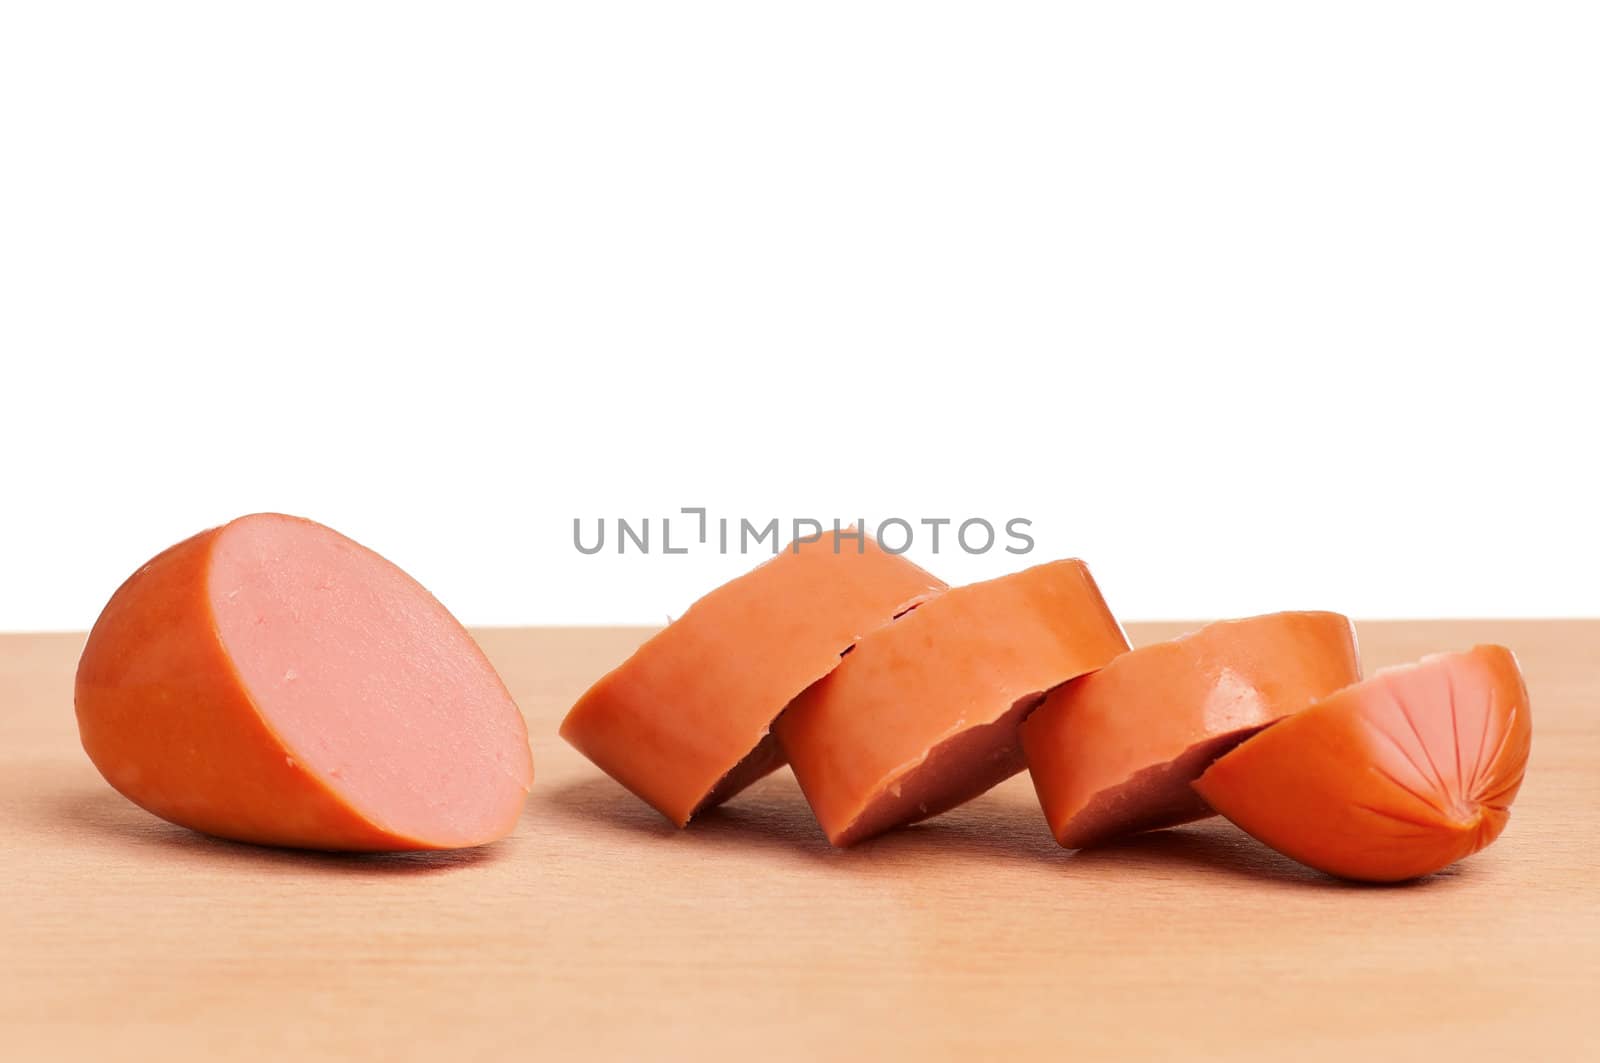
[3,2,1597,631]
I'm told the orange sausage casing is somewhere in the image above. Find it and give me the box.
[75,513,533,851]
[1193,645,1531,882]
[560,531,945,827]
[777,559,1128,846]
[1020,611,1360,849]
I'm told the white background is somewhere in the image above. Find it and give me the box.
[2,2,1596,631]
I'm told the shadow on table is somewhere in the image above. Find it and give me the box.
[54,772,1475,889]
[1064,823,1334,888]
[541,773,835,857]
[47,787,501,876]
[544,773,1071,868]
[543,772,1473,890]
[1068,823,1477,891]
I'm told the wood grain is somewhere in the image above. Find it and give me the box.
[2,621,1596,1061]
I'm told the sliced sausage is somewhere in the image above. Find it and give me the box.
[777,559,1128,846]
[560,531,945,826]
[1021,611,1359,849]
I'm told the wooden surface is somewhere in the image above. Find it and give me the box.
[3,621,1597,1061]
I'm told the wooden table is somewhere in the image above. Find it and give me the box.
[3,621,1596,1061]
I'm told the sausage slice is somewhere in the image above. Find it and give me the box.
[1021,611,1359,849]
[561,531,945,826]
[778,559,1128,846]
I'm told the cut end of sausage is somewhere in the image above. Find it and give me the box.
[831,692,1043,847]
[208,513,532,849]
[1193,645,1532,882]
[691,732,789,821]
[1052,726,1266,849]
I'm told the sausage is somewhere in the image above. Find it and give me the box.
[776,559,1128,846]
[560,530,945,826]
[1020,611,1359,849]
[75,513,533,851]
[1193,645,1531,882]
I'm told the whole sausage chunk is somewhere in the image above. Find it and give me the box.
[75,513,533,851]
